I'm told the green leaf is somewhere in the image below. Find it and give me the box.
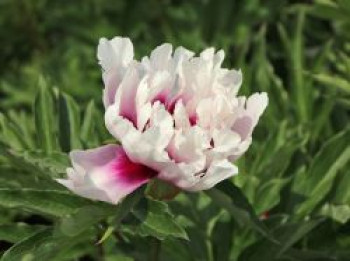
[310,1,350,22]
[338,0,350,11]
[60,205,115,237]
[295,129,350,217]
[34,77,58,153]
[278,8,310,123]
[238,218,324,261]
[114,187,145,225]
[160,238,192,261]
[60,188,144,237]
[0,189,92,217]
[0,223,45,243]
[248,121,289,176]
[332,167,350,203]
[320,203,350,224]
[146,179,180,201]
[254,178,291,214]
[58,93,82,152]
[0,167,49,189]
[212,219,234,261]
[0,148,69,179]
[312,73,350,94]
[276,218,324,256]
[127,197,188,240]
[255,134,304,181]
[97,226,115,244]
[291,8,308,122]
[105,255,134,261]
[206,181,273,241]
[80,100,99,146]
[1,228,92,261]
[0,113,32,150]
[1,228,53,261]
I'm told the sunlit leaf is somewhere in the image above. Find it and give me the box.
[0,189,92,217]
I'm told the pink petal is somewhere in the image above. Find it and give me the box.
[57,144,156,204]
[152,88,170,105]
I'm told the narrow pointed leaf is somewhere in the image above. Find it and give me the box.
[58,93,82,152]
[0,189,92,217]
[34,78,58,153]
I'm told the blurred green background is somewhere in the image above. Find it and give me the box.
[1,0,348,112]
[0,0,350,260]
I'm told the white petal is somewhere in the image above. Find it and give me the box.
[232,92,268,139]
[143,103,174,151]
[136,77,152,130]
[118,63,140,125]
[150,43,173,70]
[98,37,134,108]
[97,37,133,71]
[173,46,194,68]
[231,116,253,140]
[187,159,238,191]
[173,100,190,129]
[218,69,242,96]
[105,105,173,171]
[212,128,241,153]
[246,92,268,125]
[196,98,213,129]
[213,50,225,69]
[200,47,215,61]
[157,161,203,189]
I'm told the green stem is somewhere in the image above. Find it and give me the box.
[206,238,214,261]
[149,238,161,261]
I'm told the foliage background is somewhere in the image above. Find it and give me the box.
[0,0,350,260]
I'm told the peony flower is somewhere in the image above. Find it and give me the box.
[57,37,268,204]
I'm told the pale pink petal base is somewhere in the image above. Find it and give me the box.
[57,144,156,204]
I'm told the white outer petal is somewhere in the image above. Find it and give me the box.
[97,37,133,71]
[150,43,173,70]
[98,37,134,108]
[232,92,268,140]
[186,159,238,191]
